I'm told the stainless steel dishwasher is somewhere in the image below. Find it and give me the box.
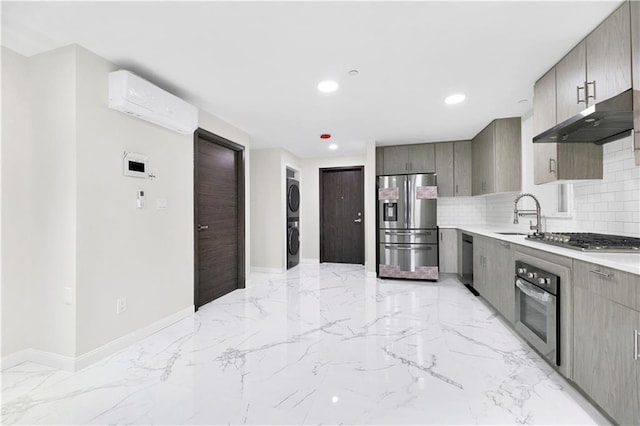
[461,234,478,295]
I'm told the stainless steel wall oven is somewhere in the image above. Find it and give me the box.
[514,260,560,366]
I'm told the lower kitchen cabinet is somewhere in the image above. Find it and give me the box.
[473,236,515,323]
[573,261,640,425]
[438,228,457,273]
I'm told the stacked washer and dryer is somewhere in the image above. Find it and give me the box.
[286,177,300,269]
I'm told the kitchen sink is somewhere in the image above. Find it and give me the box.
[496,232,528,236]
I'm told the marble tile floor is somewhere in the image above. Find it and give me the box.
[2,264,609,425]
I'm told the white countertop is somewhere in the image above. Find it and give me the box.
[440,225,640,276]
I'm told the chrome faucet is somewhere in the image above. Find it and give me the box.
[513,193,542,234]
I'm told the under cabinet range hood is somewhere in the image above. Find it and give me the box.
[533,89,634,145]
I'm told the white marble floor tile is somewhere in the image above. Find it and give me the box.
[2,265,609,425]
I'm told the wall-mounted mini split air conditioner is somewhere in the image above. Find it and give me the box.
[108,70,198,134]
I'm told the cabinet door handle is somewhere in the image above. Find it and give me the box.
[549,158,557,174]
[635,330,638,361]
[455,184,458,194]
[589,269,614,278]
[576,84,586,104]
[586,80,596,101]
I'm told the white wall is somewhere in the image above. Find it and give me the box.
[74,46,193,354]
[29,46,79,358]
[250,148,285,271]
[249,147,300,272]
[1,47,35,356]
[2,44,252,362]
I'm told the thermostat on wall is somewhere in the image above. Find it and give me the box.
[123,152,148,178]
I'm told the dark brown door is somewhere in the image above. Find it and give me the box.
[194,129,245,309]
[320,166,365,264]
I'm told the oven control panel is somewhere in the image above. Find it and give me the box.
[515,261,559,296]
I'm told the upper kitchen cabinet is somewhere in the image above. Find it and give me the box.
[632,0,640,165]
[380,144,435,175]
[376,147,385,175]
[556,40,587,123]
[585,1,632,107]
[472,118,521,195]
[435,141,472,197]
[532,1,632,183]
[453,141,472,196]
[533,67,603,184]
[555,2,631,121]
[435,142,454,196]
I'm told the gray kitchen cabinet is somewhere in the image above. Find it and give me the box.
[554,2,631,124]
[585,1,632,106]
[453,141,472,196]
[474,237,514,323]
[486,239,515,323]
[408,144,436,173]
[435,142,454,196]
[556,40,587,123]
[533,51,603,185]
[438,228,457,274]
[435,141,472,197]
[573,260,640,426]
[376,147,384,176]
[473,236,490,296]
[472,118,521,195]
[632,0,640,165]
[381,144,435,175]
[382,145,409,175]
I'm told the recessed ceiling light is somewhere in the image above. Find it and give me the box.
[328,144,338,150]
[318,80,339,93]
[348,70,359,76]
[444,94,466,105]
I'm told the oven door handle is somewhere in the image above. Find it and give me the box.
[515,278,551,303]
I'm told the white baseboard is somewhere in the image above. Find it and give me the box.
[1,305,195,372]
[300,258,319,264]
[251,266,285,274]
[1,349,75,371]
[366,271,377,278]
[74,305,194,371]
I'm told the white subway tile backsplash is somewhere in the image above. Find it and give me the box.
[438,135,639,237]
[615,211,633,222]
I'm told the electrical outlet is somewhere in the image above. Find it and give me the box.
[116,297,127,314]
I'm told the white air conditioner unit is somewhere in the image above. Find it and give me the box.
[108,70,198,134]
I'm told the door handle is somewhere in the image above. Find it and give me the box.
[197,224,209,231]
[354,218,362,223]
[549,158,557,174]
[635,330,638,361]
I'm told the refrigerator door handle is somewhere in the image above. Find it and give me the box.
[406,176,412,228]
[404,178,409,227]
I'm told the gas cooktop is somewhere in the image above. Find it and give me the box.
[526,232,640,253]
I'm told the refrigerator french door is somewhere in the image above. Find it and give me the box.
[378,174,438,280]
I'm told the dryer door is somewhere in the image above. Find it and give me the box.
[288,226,300,255]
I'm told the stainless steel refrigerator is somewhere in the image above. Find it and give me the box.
[378,174,438,280]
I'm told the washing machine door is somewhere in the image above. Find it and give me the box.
[288,226,300,255]
[288,182,300,214]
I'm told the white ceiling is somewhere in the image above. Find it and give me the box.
[2,1,622,158]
